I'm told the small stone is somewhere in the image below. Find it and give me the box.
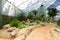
[7,27,16,32]
[16,29,28,37]
[3,24,10,29]
[0,30,11,39]
[10,28,19,38]
[41,23,45,26]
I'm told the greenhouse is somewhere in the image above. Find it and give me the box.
[0,0,60,40]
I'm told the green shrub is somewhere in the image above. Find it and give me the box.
[27,13,33,20]
[17,13,27,21]
[44,19,50,23]
[9,19,28,29]
[36,20,40,24]
[17,23,28,29]
[9,19,20,28]
[57,19,60,26]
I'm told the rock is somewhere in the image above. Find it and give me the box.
[10,31,16,38]
[10,28,19,38]
[0,38,8,40]
[3,24,10,29]
[7,27,16,32]
[0,25,20,39]
[0,38,13,40]
[40,23,45,26]
[21,20,26,24]
[16,29,29,37]
[54,28,60,33]
[0,30,12,39]
[14,35,26,40]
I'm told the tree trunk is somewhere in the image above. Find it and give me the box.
[52,16,54,22]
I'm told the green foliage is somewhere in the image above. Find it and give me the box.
[48,8,57,22]
[9,19,20,27]
[17,23,28,29]
[44,18,50,23]
[2,16,10,26]
[17,13,27,21]
[40,15,45,22]
[3,19,10,24]
[48,8,57,17]
[9,19,28,29]
[27,13,33,20]
[32,10,37,15]
[36,20,40,24]
[57,19,60,26]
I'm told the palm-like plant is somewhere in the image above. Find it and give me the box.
[33,10,37,16]
[32,10,37,20]
[48,8,57,22]
[17,13,27,21]
[27,13,33,20]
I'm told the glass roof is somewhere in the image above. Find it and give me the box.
[2,0,58,16]
[6,0,56,13]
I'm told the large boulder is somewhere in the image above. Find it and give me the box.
[3,24,11,29]
[0,30,12,39]
[0,26,20,39]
